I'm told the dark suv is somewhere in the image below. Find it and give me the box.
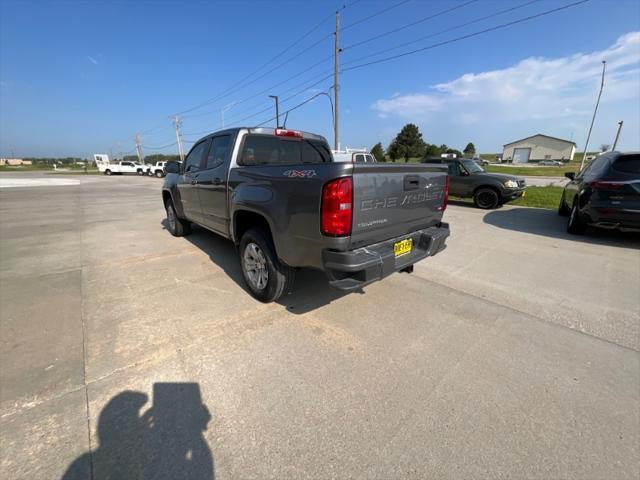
[559,152,640,234]
[421,157,525,209]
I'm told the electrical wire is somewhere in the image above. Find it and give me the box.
[341,0,480,51]
[254,90,334,128]
[341,0,413,31]
[341,0,543,66]
[342,0,590,73]
[144,141,178,150]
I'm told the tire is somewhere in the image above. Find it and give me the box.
[239,228,294,303]
[558,191,570,216]
[567,200,587,235]
[137,169,144,176]
[105,169,112,176]
[155,171,164,178]
[165,199,191,237]
[473,187,500,209]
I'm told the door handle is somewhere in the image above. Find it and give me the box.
[212,177,222,185]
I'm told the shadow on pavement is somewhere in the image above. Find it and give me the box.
[162,221,357,314]
[483,207,640,248]
[62,383,213,480]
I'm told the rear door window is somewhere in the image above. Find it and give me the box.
[239,135,331,166]
[184,140,209,173]
[205,135,231,170]
[612,154,640,175]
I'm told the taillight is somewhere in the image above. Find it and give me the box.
[321,177,353,236]
[591,180,624,190]
[275,128,303,139]
[439,175,450,211]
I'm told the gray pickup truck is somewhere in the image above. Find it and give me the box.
[162,127,450,302]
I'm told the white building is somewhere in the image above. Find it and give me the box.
[503,134,576,163]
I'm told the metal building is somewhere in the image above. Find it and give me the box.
[502,134,576,163]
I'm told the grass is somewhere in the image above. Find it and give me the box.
[484,165,577,177]
[452,185,564,210]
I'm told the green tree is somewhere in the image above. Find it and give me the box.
[463,142,476,157]
[370,142,385,162]
[389,123,426,162]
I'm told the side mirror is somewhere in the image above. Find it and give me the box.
[564,172,575,180]
[165,162,181,174]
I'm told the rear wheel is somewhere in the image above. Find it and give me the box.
[239,228,294,303]
[473,187,500,209]
[155,170,164,178]
[165,199,191,237]
[558,191,570,216]
[105,169,112,176]
[567,200,587,234]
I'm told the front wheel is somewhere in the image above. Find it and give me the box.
[473,188,500,209]
[105,169,112,176]
[155,171,164,178]
[137,169,144,176]
[239,228,294,303]
[567,200,587,234]
[165,200,191,237]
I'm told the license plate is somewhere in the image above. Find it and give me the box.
[394,238,413,257]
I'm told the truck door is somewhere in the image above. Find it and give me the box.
[196,134,232,235]
[178,139,210,222]
[446,161,467,196]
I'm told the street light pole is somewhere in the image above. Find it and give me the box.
[612,120,623,151]
[269,95,280,128]
[580,60,606,170]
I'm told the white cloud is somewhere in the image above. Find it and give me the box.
[87,56,99,65]
[371,32,640,147]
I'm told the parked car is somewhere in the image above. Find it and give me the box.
[97,161,149,176]
[540,160,564,166]
[162,127,450,302]
[421,157,525,209]
[558,151,640,234]
[472,157,489,166]
[149,161,168,177]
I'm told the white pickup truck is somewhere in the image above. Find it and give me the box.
[95,158,149,176]
[148,161,168,178]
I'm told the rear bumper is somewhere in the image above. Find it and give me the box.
[584,206,640,232]
[322,223,450,290]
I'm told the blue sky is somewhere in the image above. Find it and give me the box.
[1,0,639,158]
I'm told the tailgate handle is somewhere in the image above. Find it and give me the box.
[404,175,420,191]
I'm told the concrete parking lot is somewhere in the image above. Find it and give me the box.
[1,173,639,479]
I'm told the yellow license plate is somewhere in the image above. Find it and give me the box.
[394,238,413,257]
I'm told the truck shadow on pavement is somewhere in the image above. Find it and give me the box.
[483,207,640,248]
[162,221,360,314]
[62,382,214,480]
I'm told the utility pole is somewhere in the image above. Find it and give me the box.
[580,60,606,170]
[135,133,144,164]
[612,121,623,151]
[268,95,280,128]
[334,10,340,151]
[173,116,185,162]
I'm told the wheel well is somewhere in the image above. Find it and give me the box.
[234,211,273,246]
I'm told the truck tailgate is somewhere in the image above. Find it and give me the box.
[350,163,448,248]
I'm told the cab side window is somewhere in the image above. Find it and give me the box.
[206,136,231,170]
[448,162,462,176]
[185,140,209,173]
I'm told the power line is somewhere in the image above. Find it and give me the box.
[144,141,178,150]
[254,90,334,128]
[342,0,590,73]
[342,0,413,31]
[342,0,479,51]
[341,0,543,66]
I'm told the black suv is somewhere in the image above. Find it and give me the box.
[559,152,640,234]
[421,157,525,209]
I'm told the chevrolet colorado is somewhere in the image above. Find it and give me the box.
[162,127,450,302]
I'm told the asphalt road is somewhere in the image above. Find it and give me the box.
[1,173,639,480]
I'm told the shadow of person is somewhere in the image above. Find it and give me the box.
[62,383,213,480]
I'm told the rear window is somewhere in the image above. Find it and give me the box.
[239,135,331,166]
[612,154,640,175]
